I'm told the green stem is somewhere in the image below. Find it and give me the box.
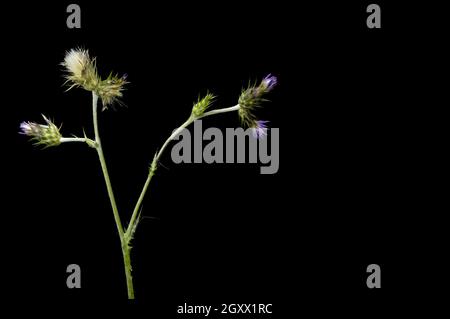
[60,137,87,143]
[122,244,134,299]
[92,92,134,299]
[126,116,193,237]
[92,93,125,238]
[198,104,240,118]
[125,104,240,237]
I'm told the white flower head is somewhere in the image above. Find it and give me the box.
[63,49,90,79]
[61,48,99,91]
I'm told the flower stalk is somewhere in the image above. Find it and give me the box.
[91,92,134,298]
[60,137,87,143]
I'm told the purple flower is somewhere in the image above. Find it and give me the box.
[19,122,33,135]
[260,74,278,92]
[19,115,62,147]
[252,120,269,139]
[19,121,44,136]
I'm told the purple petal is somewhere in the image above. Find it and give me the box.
[19,122,31,135]
[252,120,269,139]
[262,74,278,91]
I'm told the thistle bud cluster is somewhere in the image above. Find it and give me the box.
[62,48,127,109]
[238,74,277,138]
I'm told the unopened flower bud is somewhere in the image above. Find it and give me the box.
[191,93,215,118]
[96,73,128,110]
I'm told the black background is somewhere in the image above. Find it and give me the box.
[3,0,445,315]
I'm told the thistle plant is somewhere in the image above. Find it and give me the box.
[20,48,277,299]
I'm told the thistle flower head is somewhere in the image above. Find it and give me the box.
[251,120,269,139]
[238,74,278,129]
[19,115,62,147]
[63,49,89,79]
[191,93,215,118]
[96,73,128,110]
[62,48,100,92]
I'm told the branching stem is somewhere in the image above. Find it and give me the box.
[125,104,240,237]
